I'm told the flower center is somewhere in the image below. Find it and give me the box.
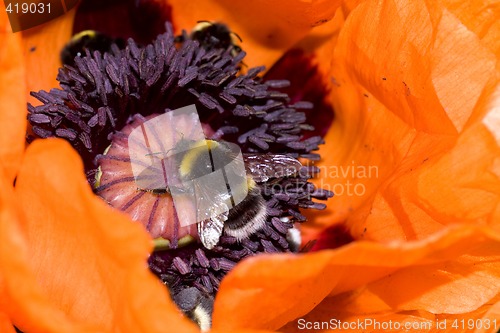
[27,21,334,330]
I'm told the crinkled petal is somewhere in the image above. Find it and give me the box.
[12,139,198,333]
[213,225,500,331]
[441,0,500,60]
[338,0,497,133]
[0,8,27,182]
[347,79,500,241]
[311,0,500,240]
[282,295,435,333]
[280,292,500,332]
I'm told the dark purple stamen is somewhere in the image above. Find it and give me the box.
[26,21,336,317]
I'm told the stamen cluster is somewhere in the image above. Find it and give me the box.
[27,22,332,302]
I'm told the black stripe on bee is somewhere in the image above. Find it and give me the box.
[223,185,268,241]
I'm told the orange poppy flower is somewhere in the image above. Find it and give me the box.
[1,1,500,333]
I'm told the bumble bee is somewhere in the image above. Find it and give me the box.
[177,21,242,53]
[171,287,214,331]
[60,30,124,66]
[174,139,302,249]
[115,134,301,250]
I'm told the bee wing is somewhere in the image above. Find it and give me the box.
[243,154,303,183]
[190,179,229,249]
[197,212,227,250]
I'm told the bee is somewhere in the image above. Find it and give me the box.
[175,139,302,249]
[171,287,214,331]
[177,21,242,53]
[96,124,301,250]
[60,30,125,66]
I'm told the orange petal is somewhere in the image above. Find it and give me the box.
[13,139,198,332]
[347,79,500,241]
[469,295,500,333]
[337,0,496,133]
[0,312,16,333]
[168,0,342,69]
[0,164,96,333]
[21,8,76,104]
[440,0,500,60]
[280,290,500,332]
[310,0,500,238]
[210,328,274,333]
[0,8,27,182]
[282,294,435,333]
[432,293,500,333]
[213,225,500,331]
